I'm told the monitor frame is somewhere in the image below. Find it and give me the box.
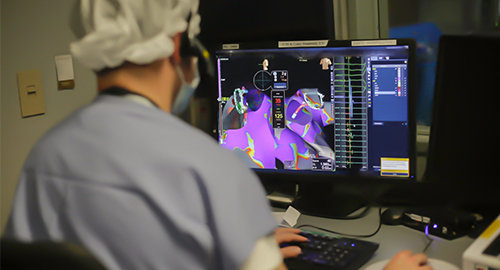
[213,38,418,217]
[423,35,500,210]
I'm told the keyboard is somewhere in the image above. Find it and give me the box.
[282,231,379,270]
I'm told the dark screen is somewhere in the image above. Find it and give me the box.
[199,0,335,46]
[426,35,500,184]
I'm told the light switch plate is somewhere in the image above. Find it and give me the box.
[17,69,46,117]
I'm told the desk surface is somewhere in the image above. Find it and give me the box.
[286,207,474,269]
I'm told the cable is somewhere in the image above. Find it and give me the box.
[335,205,372,220]
[302,205,372,221]
[295,208,383,238]
[422,225,434,253]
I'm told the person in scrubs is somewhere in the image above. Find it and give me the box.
[4,1,432,270]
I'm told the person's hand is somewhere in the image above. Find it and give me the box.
[383,250,433,270]
[274,227,308,258]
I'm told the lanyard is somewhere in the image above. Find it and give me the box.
[99,87,159,109]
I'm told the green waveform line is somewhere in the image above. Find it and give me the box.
[334,107,367,110]
[334,124,367,126]
[336,161,366,164]
[335,139,367,143]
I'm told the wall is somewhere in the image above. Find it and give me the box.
[1,0,97,232]
[389,0,486,34]
[0,1,3,224]
[417,0,482,34]
[333,0,389,40]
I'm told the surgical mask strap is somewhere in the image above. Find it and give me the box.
[171,60,200,114]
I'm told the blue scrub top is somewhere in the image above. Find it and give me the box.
[5,94,277,270]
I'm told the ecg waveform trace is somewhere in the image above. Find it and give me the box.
[332,56,368,170]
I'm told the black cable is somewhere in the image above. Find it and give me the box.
[324,205,373,220]
[294,208,383,238]
[422,237,434,253]
[422,225,434,253]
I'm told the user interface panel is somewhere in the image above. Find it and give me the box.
[216,41,412,177]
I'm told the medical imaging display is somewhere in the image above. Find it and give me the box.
[216,44,411,177]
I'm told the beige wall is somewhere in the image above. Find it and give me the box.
[1,0,97,233]
[1,0,3,232]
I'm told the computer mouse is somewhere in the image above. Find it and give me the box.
[365,258,459,270]
[380,208,405,225]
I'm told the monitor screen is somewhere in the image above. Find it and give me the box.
[423,35,500,207]
[215,39,416,179]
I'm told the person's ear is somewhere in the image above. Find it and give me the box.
[171,33,183,65]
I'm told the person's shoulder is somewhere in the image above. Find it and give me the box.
[23,100,100,168]
[24,95,252,184]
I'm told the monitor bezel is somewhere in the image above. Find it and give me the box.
[213,38,418,183]
[423,35,500,210]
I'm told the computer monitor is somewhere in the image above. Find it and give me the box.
[424,35,500,209]
[214,39,417,216]
[198,0,335,48]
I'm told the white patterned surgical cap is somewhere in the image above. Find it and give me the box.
[69,0,200,71]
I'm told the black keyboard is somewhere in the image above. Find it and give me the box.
[282,231,379,270]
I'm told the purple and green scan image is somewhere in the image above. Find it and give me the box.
[219,88,335,170]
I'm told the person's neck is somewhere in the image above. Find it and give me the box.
[97,59,179,113]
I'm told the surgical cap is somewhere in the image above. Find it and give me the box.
[70,0,201,71]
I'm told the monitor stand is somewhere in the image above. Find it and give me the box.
[291,182,367,218]
[258,170,380,219]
